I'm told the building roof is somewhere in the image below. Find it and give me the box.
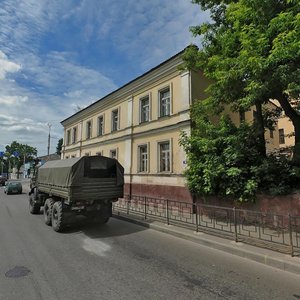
[61,47,187,125]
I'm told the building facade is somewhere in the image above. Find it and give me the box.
[61,49,281,203]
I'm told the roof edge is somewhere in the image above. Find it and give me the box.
[61,47,188,125]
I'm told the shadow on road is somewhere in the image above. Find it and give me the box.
[54,215,148,239]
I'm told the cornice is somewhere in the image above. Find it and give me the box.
[61,50,186,126]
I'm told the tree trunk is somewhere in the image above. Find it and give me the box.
[254,101,267,157]
[276,94,300,165]
[291,118,300,165]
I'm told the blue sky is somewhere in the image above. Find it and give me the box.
[0,0,208,156]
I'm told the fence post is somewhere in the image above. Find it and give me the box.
[195,203,199,232]
[289,214,294,257]
[166,200,170,225]
[233,207,238,243]
[144,196,147,220]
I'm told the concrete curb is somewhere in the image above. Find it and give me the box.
[113,213,300,276]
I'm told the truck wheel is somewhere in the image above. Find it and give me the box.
[29,194,40,214]
[98,216,110,224]
[44,198,54,226]
[51,201,65,232]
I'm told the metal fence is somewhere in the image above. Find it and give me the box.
[112,195,300,257]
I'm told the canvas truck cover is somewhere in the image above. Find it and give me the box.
[36,156,124,201]
[38,156,124,187]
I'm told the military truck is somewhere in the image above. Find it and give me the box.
[29,156,124,232]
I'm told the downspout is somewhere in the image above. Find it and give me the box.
[129,97,134,200]
[79,120,83,157]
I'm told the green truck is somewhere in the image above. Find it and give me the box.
[29,156,124,232]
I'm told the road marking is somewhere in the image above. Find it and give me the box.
[82,238,111,257]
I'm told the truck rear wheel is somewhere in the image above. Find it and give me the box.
[44,198,54,226]
[51,201,65,232]
[29,194,40,214]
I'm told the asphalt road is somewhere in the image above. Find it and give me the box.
[0,187,299,300]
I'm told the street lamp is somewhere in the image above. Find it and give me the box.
[47,123,52,159]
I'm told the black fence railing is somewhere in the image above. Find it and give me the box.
[112,195,300,257]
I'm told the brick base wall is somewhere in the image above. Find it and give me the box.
[124,183,193,203]
[123,183,300,216]
[196,193,300,216]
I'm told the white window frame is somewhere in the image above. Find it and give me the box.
[66,130,71,145]
[158,85,172,118]
[158,140,172,173]
[110,148,118,160]
[86,120,92,139]
[138,144,148,173]
[111,109,119,132]
[97,115,104,136]
[139,94,151,123]
[72,127,77,144]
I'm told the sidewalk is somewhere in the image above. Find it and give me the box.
[113,212,300,276]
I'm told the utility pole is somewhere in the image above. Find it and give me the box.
[47,123,52,159]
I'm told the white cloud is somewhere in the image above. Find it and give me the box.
[0,51,21,79]
[0,0,208,155]
[0,95,28,106]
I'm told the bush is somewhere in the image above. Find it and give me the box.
[180,114,298,202]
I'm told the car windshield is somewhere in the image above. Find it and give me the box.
[9,182,21,187]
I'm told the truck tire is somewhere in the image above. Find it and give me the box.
[98,216,110,224]
[44,198,54,226]
[51,201,65,232]
[29,194,40,214]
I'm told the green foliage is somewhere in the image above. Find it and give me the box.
[4,141,37,177]
[183,0,300,163]
[56,138,63,156]
[180,108,298,202]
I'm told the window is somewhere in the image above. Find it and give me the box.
[279,129,285,144]
[71,155,76,158]
[72,127,77,144]
[270,129,274,139]
[253,110,257,121]
[85,152,90,156]
[110,149,117,160]
[97,115,104,136]
[159,141,170,172]
[138,145,148,172]
[239,111,245,124]
[111,109,119,132]
[66,130,71,145]
[96,151,102,156]
[159,88,170,117]
[86,121,92,139]
[140,96,150,123]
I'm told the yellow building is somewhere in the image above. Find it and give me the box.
[61,49,281,203]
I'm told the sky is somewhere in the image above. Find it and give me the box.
[0,0,208,156]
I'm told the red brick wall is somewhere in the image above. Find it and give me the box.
[124,183,193,203]
[124,183,300,216]
[196,193,300,216]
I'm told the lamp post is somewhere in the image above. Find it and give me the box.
[47,123,52,159]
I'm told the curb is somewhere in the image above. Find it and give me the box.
[113,213,300,276]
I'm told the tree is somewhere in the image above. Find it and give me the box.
[180,105,297,202]
[5,141,37,178]
[56,138,63,156]
[183,0,300,163]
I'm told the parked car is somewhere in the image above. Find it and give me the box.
[4,181,22,194]
[0,176,7,186]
